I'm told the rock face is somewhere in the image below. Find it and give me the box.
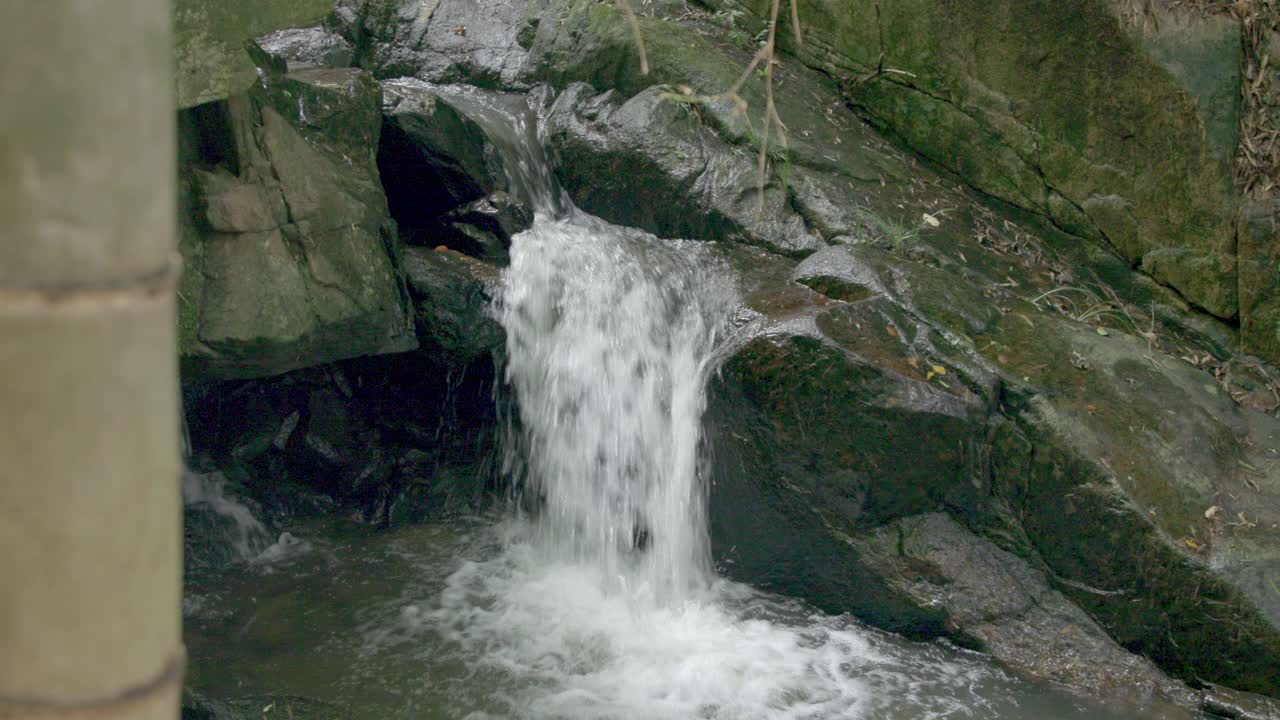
[699,0,1240,320]
[850,513,1190,705]
[1240,199,1280,367]
[178,66,417,379]
[709,230,1280,697]
[545,83,819,255]
[184,350,502,529]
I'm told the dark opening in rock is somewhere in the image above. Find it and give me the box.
[179,100,239,173]
[377,119,486,247]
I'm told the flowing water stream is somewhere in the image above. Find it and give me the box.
[184,87,1191,719]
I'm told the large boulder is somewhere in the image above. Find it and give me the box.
[849,513,1190,704]
[402,246,505,366]
[178,67,417,379]
[707,233,1280,696]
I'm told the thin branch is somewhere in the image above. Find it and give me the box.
[789,0,804,48]
[617,0,650,76]
[756,0,784,215]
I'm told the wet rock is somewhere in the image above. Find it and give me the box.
[545,83,821,255]
[850,513,1193,707]
[182,470,273,572]
[708,223,1280,695]
[334,0,536,85]
[437,191,533,264]
[182,691,351,720]
[183,348,503,530]
[1200,685,1280,720]
[402,246,504,366]
[178,68,417,380]
[707,277,996,632]
[256,27,356,70]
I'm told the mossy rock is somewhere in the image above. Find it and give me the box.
[178,68,417,379]
[703,0,1240,318]
[175,0,338,108]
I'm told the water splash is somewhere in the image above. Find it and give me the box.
[182,470,273,562]
[182,470,308,566]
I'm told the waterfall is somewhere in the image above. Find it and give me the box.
[413,86,1009,720]
[432,83,737,601]
[499,216,736,604]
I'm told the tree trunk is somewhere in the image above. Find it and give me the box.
[0,2,182,719]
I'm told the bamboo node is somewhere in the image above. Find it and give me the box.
[0,254,181,315]
[0,651,184,719]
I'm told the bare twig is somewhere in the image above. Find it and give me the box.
[789,0,804,48]
[617,0,650,76]
[622,0,805,213]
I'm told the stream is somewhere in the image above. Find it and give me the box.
[184,86,1194,720]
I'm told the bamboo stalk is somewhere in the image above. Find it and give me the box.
[0,2,181,719]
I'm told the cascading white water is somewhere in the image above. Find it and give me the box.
[499,215,736,604]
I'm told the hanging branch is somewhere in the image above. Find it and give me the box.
[617,0,650,76]
[621,0,803,213]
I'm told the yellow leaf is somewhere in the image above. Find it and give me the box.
[931,365,947,375]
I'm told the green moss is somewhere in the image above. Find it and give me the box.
[174,0,336,108]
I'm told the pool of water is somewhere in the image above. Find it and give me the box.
[185,515,1195,720]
